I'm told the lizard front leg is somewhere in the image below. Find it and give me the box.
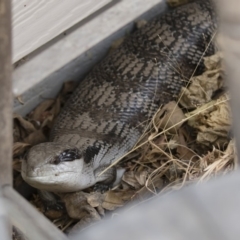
[93,166,116,192]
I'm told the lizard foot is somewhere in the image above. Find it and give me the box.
[93,183,111,193]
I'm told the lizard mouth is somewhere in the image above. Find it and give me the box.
[22,168,78,178]
[21,171,83,192]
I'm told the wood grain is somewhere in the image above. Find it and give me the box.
[3,187,68,240]
[0,0,12,187]
[12,0,112,63]
[13,0,165,116]
[0,0,12,238]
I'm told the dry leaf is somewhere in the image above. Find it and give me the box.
[167,0,191,7]
[180,52,224,109]
[122,171,142,189]
[134,170,148,186]
[29,99,55,122]
[135,19,147,29]
[109,37,125,53]
[133,175,163,201]
[153,101,185,134]
[187,94,231,146]
[28,81,75,125]
[16,96,24,105]
[23,129,48,145]
[13,114,36,142]
[86,192,106,208]
[166,139,178,150]
[176,129,196,160]
[204,52,223,71]
[59,81,76,98]
[13,142,31,157]
[45,209,65,220]
[13,159,22,172]
[60,191,102,233]
[200,140,235,181]
[102,190,135,210]
[60,192,102,220]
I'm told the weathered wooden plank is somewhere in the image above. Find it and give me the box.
[12,0,112,63]
[2,186,68,240]
[0,0,12,238]
[0,0,12,187]
[13,0,165,116]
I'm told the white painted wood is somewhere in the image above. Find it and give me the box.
[13,0,166,116]
[12,0,112,63]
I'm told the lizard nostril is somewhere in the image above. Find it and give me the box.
[51,157,60,165]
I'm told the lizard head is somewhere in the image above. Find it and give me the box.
[21,142,95,192]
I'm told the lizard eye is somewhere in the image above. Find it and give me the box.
[60,149,81,162]
[51,149,81,164]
